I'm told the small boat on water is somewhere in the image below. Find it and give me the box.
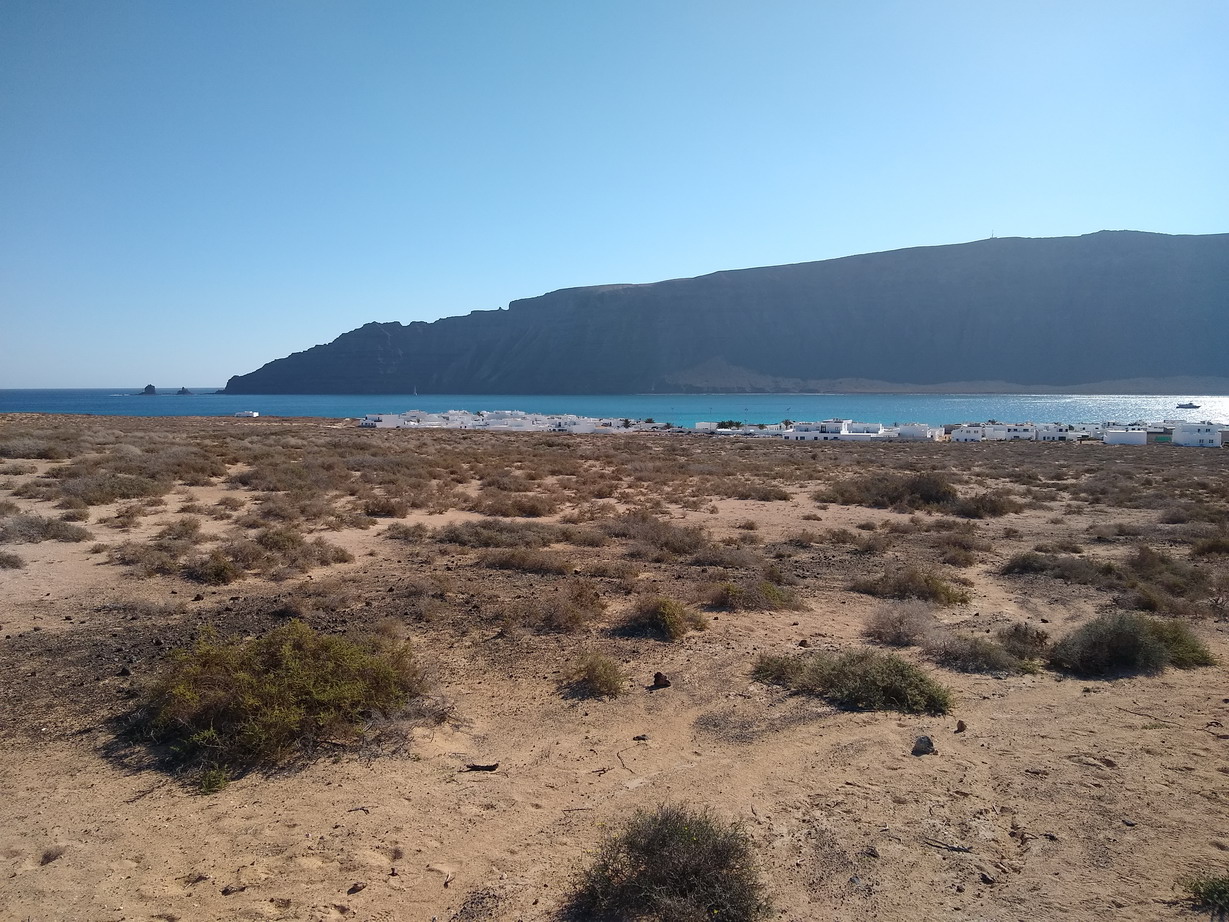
[233,410,260,418]
[1176,402,1200,409]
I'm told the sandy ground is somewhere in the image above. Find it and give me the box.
[1,419,1227,921]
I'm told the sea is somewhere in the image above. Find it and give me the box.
[1,389,1226,429]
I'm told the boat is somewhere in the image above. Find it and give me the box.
[233,410,260,418]
[1176,402,1200,409]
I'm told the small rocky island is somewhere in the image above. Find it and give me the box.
[137,385,157,396]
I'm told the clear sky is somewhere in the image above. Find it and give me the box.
[2,1,1226,387]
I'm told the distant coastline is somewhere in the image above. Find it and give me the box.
[2,389,1225,429]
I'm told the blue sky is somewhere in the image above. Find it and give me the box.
[2,0,1226,387]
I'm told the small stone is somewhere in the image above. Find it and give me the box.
[1122,818,1137,827]
[651,672,671,689]
[955,720,967,733]
[633,734,650,741]
[980,871,997,885]
[117,666,132,677]
[911,736,936,756]
[863,845,880,859]
[346,882,367,895]
[798,638,810,647]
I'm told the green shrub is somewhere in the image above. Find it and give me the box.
[1049,612,1215,677]
[1181,872,1229,916]
[754,649,952,715]
[139,620,426,787]
[851,566,970,605]
[862,601,936,647]
[570,652,627,698]
[626,597,707,640]
[568,803,769,922]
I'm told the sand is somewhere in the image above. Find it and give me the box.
[1,417,1226,921]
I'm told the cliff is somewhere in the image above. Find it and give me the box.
[224,231,1229,395]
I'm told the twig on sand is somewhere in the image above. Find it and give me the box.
[922,837,973,853]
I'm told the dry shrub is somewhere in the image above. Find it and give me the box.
[1000,552,1117,587]
[818,471,957,509]
[710,479,791,501]
[157,517,203,543]
[109,541,182,577]
[851,565,970,605]
[863,601,937,647]
[362,496,409,518]
[0,551,24,569]
[0,514,91,544]
[709,580,802,612]
[585,559,640,580]
[182,551,243,585]
[473,491,559,518]
[692,545,762,569]
[568,804,769,922]
[754,649,952,715]
[508,579,607,633]
[951,490,1024,519]
[924,633,1025,674]
[601,512,707,556]
[437,518,563,548]
[1192,535,1229,556]
[990,626,1046,663]
[570,652,627,698]
[482,548,571,575]
[625,597,707,640]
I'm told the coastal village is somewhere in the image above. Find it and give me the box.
[357,408,1227,447]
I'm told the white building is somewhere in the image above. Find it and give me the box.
[1104,429,1147,445]
[897,423,944,441]
[1171,422,1223,447]
[951,425,985,442]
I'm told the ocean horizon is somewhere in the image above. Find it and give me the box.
[1,389,1226,429]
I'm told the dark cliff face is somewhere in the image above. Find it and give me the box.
[224,231,1229,394]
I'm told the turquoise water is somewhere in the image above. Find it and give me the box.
[1,390,1226,428]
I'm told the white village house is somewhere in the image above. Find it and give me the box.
[1171,422,1223,447]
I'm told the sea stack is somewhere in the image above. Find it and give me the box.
[139,384,157,396]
